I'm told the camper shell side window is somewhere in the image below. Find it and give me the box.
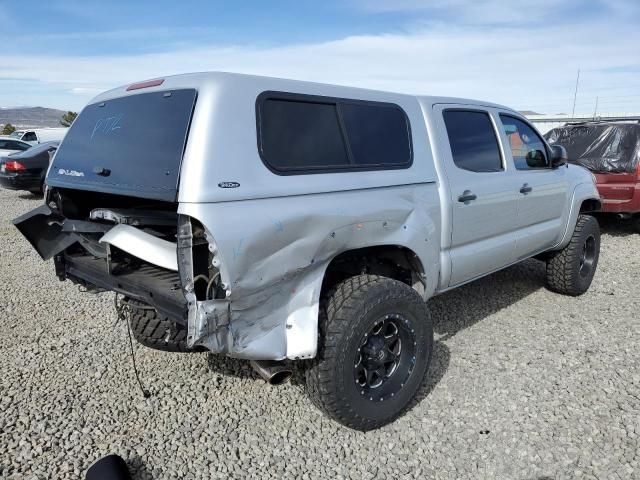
[256,91,413,175]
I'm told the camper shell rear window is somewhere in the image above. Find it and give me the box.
[47,89,197,202]
[256,91,413,174]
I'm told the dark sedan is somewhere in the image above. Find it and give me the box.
[0,141,59,194]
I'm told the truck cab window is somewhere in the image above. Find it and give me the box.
[500,115,549,169]
[22,132,37,142]
[443,110,502,172]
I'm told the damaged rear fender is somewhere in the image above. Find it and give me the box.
[177,184,440,360]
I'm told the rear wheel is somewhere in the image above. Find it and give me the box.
[545,214,600,296]
[305,275,432,431]
[633,214,640,234]
[128,299,195,352]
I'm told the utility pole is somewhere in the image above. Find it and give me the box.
[571,69,580,120]
[593,96,599,119]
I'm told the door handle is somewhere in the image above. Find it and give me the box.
[520,184,533,194]
[457,190,477,203]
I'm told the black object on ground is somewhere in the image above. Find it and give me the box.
[86,454,132,480]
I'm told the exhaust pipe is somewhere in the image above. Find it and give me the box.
[616,213,632,220]
[250,360,293,385]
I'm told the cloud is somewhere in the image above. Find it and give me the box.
[0,3,638,114]
[69,86,105,96]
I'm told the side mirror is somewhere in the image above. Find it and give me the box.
[550,145,568,168]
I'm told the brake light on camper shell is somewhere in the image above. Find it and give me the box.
[4,161,27,172]
[126,79,165,91]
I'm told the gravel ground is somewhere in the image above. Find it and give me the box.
[0,187,638,479]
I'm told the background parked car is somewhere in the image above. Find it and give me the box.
[545,121,640,232]
[10,127,67,145]
[0,141,59,194]
[0,136,32,156]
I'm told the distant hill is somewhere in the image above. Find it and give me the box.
[0,107,68,128]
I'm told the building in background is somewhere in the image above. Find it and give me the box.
[526,113,640,134]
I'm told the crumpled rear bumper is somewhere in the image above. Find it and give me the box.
[13,204,188,324]
[13,203,308,360]
[60,253,188,324]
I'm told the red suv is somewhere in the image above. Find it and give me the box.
[546,121,640,232]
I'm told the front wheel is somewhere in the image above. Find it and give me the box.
[305,275,432,431]
[545,214,600,296]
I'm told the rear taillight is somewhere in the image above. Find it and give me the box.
[4,161,27,172]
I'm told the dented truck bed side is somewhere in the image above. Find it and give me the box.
[179,185,440,360]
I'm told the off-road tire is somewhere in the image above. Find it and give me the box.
[545,214,600,296]
[633,214,640,234]
[128,300,194,352]
[305,275,432,431]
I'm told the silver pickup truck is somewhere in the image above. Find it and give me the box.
[14,72,601,430]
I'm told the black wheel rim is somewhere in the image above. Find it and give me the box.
[579,235,596,278]
[353,313,416,402]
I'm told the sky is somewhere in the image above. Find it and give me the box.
[0,0,639,115]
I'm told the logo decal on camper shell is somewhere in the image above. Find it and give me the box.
[58,168,85,177]
[218,182,240,188]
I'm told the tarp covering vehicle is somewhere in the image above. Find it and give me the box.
[545,122,640,174]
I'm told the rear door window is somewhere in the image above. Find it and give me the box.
[0,140,29,151]
[257,92,412,174]
[11,141,30,151]
[443,110,503,172]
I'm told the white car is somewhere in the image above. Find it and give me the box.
[10,128,68,145]
[0,136,31,155]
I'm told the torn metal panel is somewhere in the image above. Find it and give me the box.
[179,183,441,360]
[13,204,78,260]
[176,215,198,348]
[99,224,178,271]
[177,217,243,355]
[89,208,177,227]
